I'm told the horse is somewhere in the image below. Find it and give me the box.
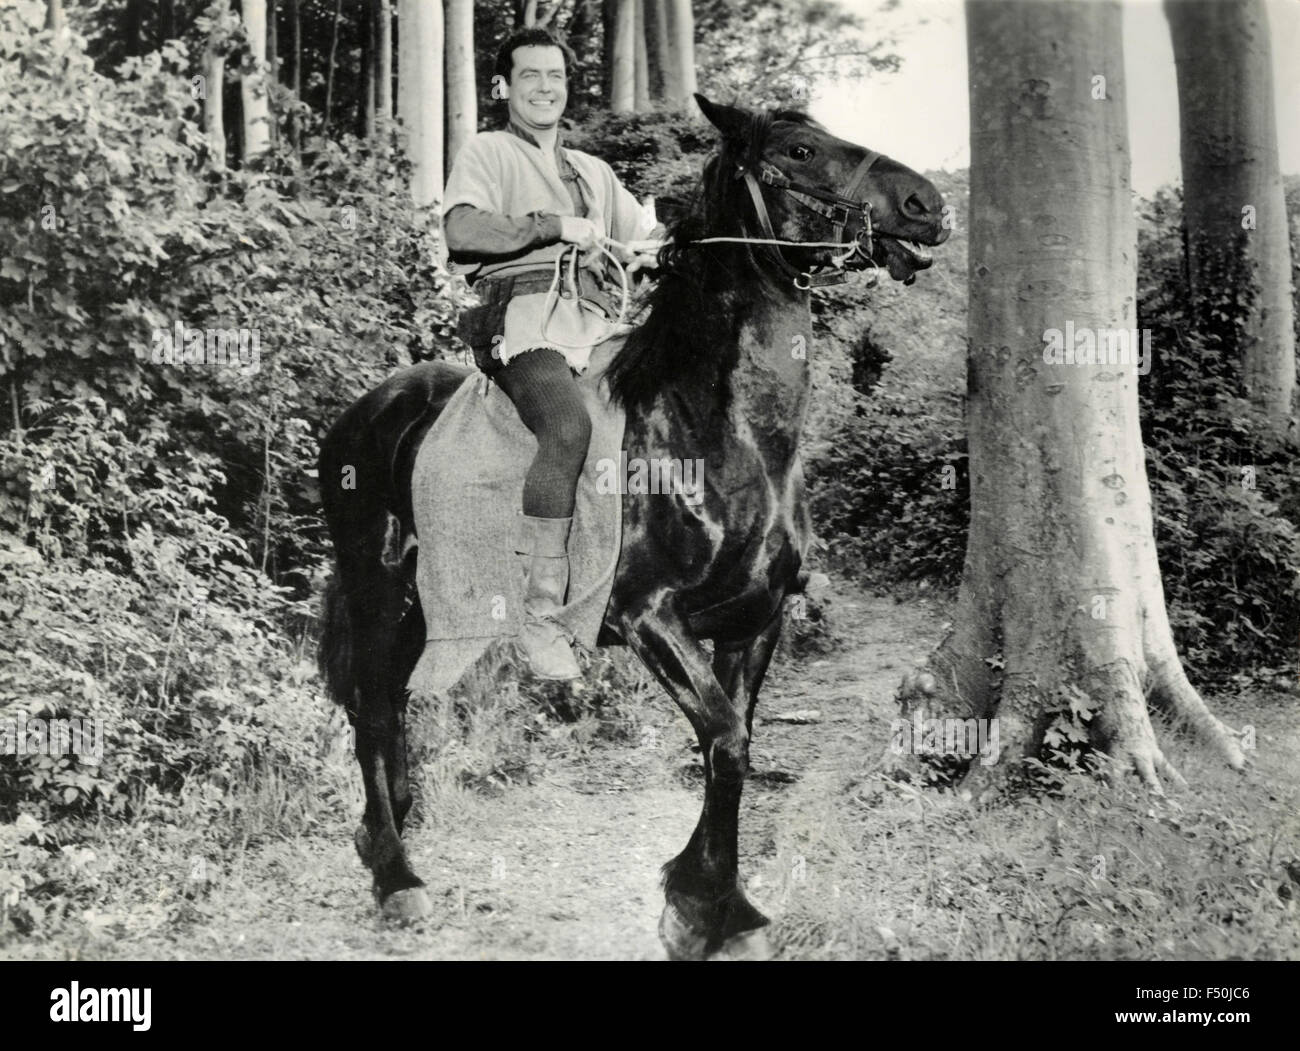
[317,94,948,960]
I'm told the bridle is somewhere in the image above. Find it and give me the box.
[719,115,884,289]
[535,119,887,344]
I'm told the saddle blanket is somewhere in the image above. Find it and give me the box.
[406,339,627,700]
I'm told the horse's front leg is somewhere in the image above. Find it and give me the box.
[620,596,770,959]
[350,635,429,923]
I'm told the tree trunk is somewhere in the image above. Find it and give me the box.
[268,0,278,81]
[45,0,65,32]
[398,0,443,208]
[267,0,279,147]
[901,0,1246,794]
[1165,0,1295,431]
[290,0,301,154]
[646,0,671,101]
[377,0,393,122]
[445,0,476,169]
[203,37,228,169]
[123,0,146,54]
[361,0,376,139]
[633,0,651,111]
[324,0,342,129]
[241,0,272,160]
[609,0,635,113]
[665,0,696,112]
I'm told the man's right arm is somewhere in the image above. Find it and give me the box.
[443,205,563,260]
[443,137,605,262]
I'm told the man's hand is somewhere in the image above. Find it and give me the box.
[559,215,603,252]
[626,250,660,277]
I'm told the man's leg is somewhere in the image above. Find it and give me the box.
[494,348,593,680]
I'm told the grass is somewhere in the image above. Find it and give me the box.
[763,686,1300,961]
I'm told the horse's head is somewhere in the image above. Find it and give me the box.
[694,95,949,287]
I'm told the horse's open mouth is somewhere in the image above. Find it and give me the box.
[868,235,935,285]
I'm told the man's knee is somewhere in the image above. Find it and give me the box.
[548,403,592,458]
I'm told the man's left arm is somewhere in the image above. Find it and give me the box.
[603,168,666,276]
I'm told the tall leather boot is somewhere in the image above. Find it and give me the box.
[515,515,582,681]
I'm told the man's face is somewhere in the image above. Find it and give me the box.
[507,44,568,131]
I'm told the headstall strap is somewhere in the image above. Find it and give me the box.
[738,145,884,288]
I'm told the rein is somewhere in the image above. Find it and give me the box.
[537,130,885,343]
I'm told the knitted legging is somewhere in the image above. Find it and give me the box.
[494,348,593,519]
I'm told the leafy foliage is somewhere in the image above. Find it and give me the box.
[1137,187,1300,679]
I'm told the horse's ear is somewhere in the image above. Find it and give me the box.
[694,94,750,143]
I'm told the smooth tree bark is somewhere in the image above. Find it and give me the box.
[324,0,342,128]
[267,0,279,146]
[397,0,443,208]
[609,0,636,113]
[240,0,272,160]
[361,0,376,139]
[900,0,1246,792]
[1165,0,1295,431]
[45,0,65,32]
[203,30,228,169]
[633,0,651,111]
[665,0,696,112]
[445,0,476,169]
[646,0,672,101]
[377,0,393,122]
[289,0,301,152]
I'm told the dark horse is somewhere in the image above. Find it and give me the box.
[318,95,948,959]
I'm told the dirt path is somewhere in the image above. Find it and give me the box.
[34,588,942,961]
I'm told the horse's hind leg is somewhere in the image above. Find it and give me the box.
[347,572,431,922]
[619,598,771,960]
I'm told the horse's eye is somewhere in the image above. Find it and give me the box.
[789,144,813,162]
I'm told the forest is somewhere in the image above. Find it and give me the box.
[1,0,1297,961]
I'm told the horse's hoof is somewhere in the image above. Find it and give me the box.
[709,927,774,961]
[658,901,709,961]
[381,887,432,924]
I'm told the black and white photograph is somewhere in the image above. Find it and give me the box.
[1,0,1297,1010]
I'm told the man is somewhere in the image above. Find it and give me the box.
[443,27,659,682]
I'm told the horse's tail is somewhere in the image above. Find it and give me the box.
[315,361,470,717]
[318,572,357,713]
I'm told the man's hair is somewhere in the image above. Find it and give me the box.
[493,27,576,88]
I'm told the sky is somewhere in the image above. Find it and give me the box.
[809,0,1300,196]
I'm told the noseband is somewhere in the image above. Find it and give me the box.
[733,116,882,289]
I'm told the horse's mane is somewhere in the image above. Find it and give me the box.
[605,108,818,414]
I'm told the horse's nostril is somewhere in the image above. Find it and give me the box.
[903,193,930,219]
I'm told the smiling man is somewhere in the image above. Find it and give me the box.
[443,27,659,682]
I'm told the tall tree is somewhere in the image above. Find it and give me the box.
[361,0,376,138]
[665,0,696,111]
[200,1,237,170]
[608,0,635,112]
[646,0,671,101]
[289,0,301,153]
[45,0,65,32]
[446,0,477,169]
[377,0,393,122]
[1165,0,1295,432]
[901,0,1246,793]
[240,0,272,160]
[633,0,651,111]
[324,0,342,129]
[397,0,444,207]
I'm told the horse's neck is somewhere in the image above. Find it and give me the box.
[723,290,812,469]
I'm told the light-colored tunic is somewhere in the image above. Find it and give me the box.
[443,130,651,371]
